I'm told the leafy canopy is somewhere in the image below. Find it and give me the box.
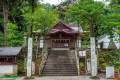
[7,22,23,47]
[65,0,105,33]
[24,5,59,35]
[104,0,120,35]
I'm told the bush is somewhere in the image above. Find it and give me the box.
[98,50,120,71]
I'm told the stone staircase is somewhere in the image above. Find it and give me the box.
[42,50,78,76]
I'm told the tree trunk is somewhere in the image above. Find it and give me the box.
[27,0,35,77]
[89,17,97,77]
[3,0,9,47]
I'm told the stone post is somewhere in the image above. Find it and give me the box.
[90,37,97,76]
[27,37,32,77]
[24,36,27,47]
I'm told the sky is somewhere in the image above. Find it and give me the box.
[40,0,109,5]
[40,0,65,5]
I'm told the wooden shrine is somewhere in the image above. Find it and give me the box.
[45,21,83,49]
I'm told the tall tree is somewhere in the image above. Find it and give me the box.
[0,0,39,46]
[55,0,71,20]
[2,0,9,46]
[24,5,58,35]
[106,0,120,35]
[26,0,38,77]
[27,0,38,36]
[66,0,105,77]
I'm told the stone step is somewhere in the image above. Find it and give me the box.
[42,72,78,74]
[46,60,76,63]
[42,73,77,76]
[47,57,75,59]
[42,72,77,74]
[46,59,76,61]
[43,69,77,72]
[44,65,77,67]
[45,63,76,64]
[44,67,77,69]
[42,50,77,76]
[43,67,77,69]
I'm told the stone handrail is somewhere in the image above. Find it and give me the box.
[39,45,48,75]
[75,48,80,76]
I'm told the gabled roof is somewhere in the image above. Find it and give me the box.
[49,21,83,34]
[0,47,22,56]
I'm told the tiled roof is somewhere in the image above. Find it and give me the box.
[49,21,83,34]
[0,47,22,56]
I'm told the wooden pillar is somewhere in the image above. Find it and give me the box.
[15,56,16,63]
[51,39,52,48]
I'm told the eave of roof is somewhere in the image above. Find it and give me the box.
[48,21,83,34]
[0,47,22,56]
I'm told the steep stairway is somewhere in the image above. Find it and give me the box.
[42,50,78,76]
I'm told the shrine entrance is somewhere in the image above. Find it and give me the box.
[45,21,81,49]
[42,21,83,76]
[51,39,71,48]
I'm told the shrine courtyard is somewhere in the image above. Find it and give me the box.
[0,21,118,80]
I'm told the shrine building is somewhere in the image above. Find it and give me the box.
[0,47,21,75]
[45,21,83,49]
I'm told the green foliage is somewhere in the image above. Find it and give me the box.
[0,32,4,46]
[55,1,70,20]
[65,0,120,37]
[24,5,59,35]
[98,50,120,70]
[114,61,120,72]
[101,0,120,35]
[7,22,23,47]
[110,0,120,5]
[65,0,105,34]
[17,58,25,75]
[0,1,59,46]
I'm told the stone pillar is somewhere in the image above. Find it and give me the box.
[87,59,91,74]
[24,36,27,46]
[90,37,97,76]
[27,37,32,77]
[106,66,115,78]
[75,50,80,76]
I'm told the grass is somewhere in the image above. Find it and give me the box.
[0,75,17,79]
